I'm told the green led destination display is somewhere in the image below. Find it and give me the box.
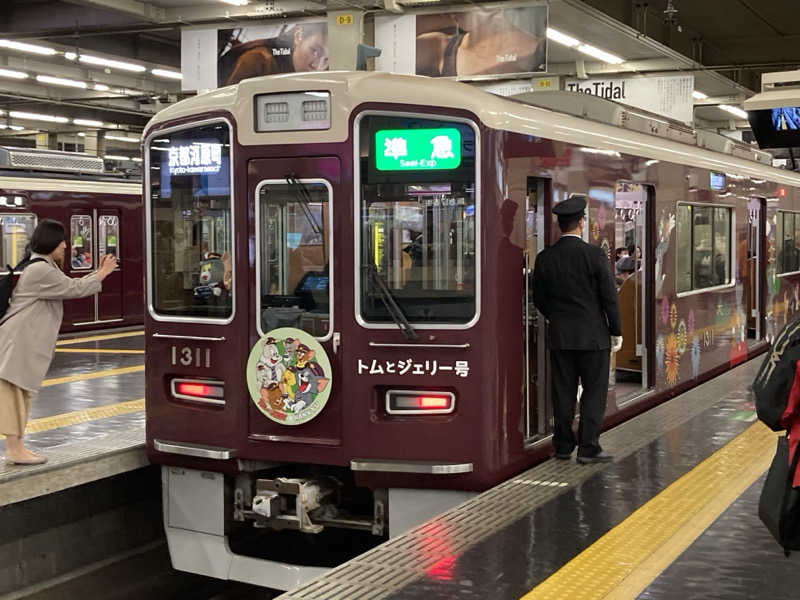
[375,128,462,171]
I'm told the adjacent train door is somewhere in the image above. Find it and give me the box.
[612,182,653,403]
[746,198,765,339]
[524,177,550,443]
[65,209,123,326]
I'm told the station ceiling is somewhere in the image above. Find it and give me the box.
[1,0,798,154]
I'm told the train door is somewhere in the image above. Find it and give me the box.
[97,211,122,321]
[248,157,340,445]
[746,198,764,339]
[524,177,550,442]
[66,212,95,325]
[612,183,653,402]
[66,210,124,326]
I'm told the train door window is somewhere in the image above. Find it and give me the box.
[146,121,233,321]
[357,114,477,326]
[676,203,733,293]
[98,215,119,260]
[777,210,800,275]
[0,214,36,272]
[70,215,93,270]
[256,180,331,339]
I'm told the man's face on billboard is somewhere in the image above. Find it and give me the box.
[293,27,329,72]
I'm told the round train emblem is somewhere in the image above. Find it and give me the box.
[247,328,332,426]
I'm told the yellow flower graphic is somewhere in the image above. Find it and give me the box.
[665,334,680,384]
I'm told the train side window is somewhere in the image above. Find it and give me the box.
[70,215,93,270]
[0,214,36,272]
[98,215,119,261]
[676,203,732,293]
[776,210,800,275]
[256,180,331,339]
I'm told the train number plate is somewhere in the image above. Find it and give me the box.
[171,346,212,368]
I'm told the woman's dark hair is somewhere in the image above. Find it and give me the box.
[30,219,65,254]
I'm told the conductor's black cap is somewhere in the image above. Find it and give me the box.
[553,195,587,218]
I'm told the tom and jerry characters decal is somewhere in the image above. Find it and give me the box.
[247,328,331,426]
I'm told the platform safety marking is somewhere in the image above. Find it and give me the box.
[41,365,144,387]
[55,348,145,354]
[520,422,776,600]
[513,479,569,487]
[0,398,144,439]
[56,330,144,346]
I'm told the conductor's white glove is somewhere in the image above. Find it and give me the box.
[611,336,623,353]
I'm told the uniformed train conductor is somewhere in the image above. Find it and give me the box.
[532,195,622,464]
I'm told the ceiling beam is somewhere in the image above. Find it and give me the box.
[62,0,166,23]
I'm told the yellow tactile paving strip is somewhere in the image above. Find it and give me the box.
[521,422,777,600]
[55,348,145,354]
[0,398,144,440]
[55,330,144,346]
[41,365,144,386]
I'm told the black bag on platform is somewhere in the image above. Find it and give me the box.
[758,436,800,556]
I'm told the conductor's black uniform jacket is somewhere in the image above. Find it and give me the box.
[532,235,622,350]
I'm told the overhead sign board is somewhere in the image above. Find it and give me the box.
[375,128,461,171]
[565,75,694,124]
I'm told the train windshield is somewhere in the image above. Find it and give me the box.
[358,114,477,325]
[257,179,331,338]
[147,122,233,320]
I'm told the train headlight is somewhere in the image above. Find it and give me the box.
[386,390,455,415]
[254,91,330,132]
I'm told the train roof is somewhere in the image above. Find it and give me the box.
[145,70,800,188]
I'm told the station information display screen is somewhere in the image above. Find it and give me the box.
[375,128,462,171]
[748,106,800,148]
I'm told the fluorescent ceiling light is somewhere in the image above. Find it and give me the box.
[0,68,28,80]
[106,134,140,143]
[36,74,87,89]
[68,53,146,73]
[104,155,131,160]
[0,39,56,56]
[131,157,142,163]
[692,90,708,100]
[94,83,110,91]
[720,104,748,119]
[77,132,86,137]
[219,0,249,4]
[546,28,580,48]
[10,111,68,123]
[0,124,25,131]
[73,118,104,127]
[151,68,183,80]
[577,44,624,64]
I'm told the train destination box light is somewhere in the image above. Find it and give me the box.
[376,128,461,171]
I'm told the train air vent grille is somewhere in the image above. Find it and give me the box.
[0,147,105,174]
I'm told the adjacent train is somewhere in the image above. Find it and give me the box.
[0,147,142,332]
[142,71,800,589]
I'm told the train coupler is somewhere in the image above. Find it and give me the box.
[251,477,332,534]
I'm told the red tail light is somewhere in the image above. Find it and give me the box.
[386,390,455,414]
[171,378,225,405]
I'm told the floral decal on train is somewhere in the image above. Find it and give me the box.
[247,327,332,426]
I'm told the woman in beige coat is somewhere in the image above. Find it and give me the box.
[0,219,117,465]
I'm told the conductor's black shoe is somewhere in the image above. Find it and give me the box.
[555,452,572,460]
[576,451,614,464]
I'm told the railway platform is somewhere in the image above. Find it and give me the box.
[0,328,149,597]
[278,356,797,600]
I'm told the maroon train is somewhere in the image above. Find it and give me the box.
[142,72,799,589]
[0,147,142,332]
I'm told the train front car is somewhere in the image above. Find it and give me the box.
[144,73,529,589]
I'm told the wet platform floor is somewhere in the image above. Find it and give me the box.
[280,356,796,600]
[0,328,145,502]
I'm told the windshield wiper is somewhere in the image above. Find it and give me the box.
[365,263,418,341]
[286,174,327,257]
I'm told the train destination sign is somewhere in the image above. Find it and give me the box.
[167,142,223,176]
[375,128,461,171]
